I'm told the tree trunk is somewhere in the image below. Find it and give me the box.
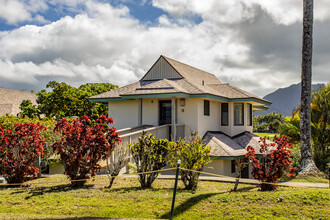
[300,0,319,174]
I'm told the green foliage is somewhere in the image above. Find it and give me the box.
[168,132,212,191]
[279,82,330,172]
[21,81,117,120]
[19,100,39,118]
[253,112,285,133]
[0,115,59,159]
[130,133,170,188]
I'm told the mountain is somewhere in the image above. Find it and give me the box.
[255,83,325,116]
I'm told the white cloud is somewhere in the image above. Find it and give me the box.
[0,0,48,25]
[0,0,329,97]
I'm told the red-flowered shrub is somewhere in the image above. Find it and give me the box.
[53,115,120,187]
[245,136,296,191]
[0,123,46,183]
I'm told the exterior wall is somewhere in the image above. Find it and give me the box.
[108,100,139,130]
[142,98,158,126]
[49,164,65,175]
[177,98,199,137]
[203,159,252,179]
[197,99,220,137]
[230,102,253,136]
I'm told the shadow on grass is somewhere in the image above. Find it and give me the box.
[9,184,96,200]
[31,217,113,220]
[160,191,227,219]
[104,186,173,194]
[234,186,256,192]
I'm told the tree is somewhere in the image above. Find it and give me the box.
[310,83,330,171]
[253,112,284,133]
[130,133,170,188]
[246,137,295,191]
[168,132,211,191]
[105,144,130,188]
[53,115,120,187]
[0,123,46,183]
[21,81,117,120]
[300,0,319,173]
[19,100,39,118]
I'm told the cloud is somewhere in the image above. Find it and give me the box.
[0,0,48,25]
[0,0,329,97]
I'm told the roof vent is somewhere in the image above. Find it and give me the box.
[202,80,204,86]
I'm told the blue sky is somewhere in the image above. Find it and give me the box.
[0,0,328,96]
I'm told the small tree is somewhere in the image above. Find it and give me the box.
[105,144,130,188]
[233,159,247,191]
[246,136,296,191]
[168,132,211,191]
[0,123,46,183]
[53,115,120,187]
[130,133,169,188]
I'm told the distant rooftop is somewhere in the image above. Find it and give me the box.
[0,88,37,116]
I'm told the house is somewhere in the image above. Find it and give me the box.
[0,88,37,116]
[90,55,272,178]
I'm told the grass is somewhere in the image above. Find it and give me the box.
[0,175,329,219]
[254,133,280,139]
[279,174,329,183]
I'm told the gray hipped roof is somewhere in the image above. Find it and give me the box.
[90,55,270,107]
[204,131,275,157]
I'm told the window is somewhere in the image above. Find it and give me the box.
[221,103,228,126]
[204,100,210,116]
[247,103,252,126]
[231,160,236,173]
[234,103,244,126]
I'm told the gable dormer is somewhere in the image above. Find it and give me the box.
[141,56,183,81]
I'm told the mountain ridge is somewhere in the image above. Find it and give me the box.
[255,82,325,116]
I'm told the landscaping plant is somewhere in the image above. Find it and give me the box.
[53,115,120,187]
[130,133,169,188]
[0,122,46,183]
[105,144,130,188]
[246,136,296,191]
[168,132,211,191]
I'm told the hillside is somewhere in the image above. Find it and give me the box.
[255,83,324,116]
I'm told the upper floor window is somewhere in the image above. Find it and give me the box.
[234,103,244,126]
[221,103,228,126]
[204,100,210,116]
[247,103,253,126]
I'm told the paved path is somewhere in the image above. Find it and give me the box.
[123,174,329,188]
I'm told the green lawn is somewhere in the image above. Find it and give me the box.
[0,175,329,219]
[254,133,280,139]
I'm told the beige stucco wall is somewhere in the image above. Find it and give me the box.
[142,98,158,126]
[177,98,199,137]
[49,164,65,175]
[197,99,221,137]
[203,159,252,179]
[108,100,139,129]
[108,98,253,137]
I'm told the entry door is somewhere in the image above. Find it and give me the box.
[159,100,172,125]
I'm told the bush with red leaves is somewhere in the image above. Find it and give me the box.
[246,136,296,191]
[53,115,120,187]
[0,123,46,183]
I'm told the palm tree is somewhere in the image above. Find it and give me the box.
[300,0,319,173]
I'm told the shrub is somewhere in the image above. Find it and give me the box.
[168,132,211,191]
[0,115,59,160]
[105,144,130,188]
[246,136,296,191]
[130,133,169,188]
[53,115,120,187]
[0,123,46,183]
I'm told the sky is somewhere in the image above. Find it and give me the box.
[0,0,329,97]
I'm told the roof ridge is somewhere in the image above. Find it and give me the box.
[161,55,216,78]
